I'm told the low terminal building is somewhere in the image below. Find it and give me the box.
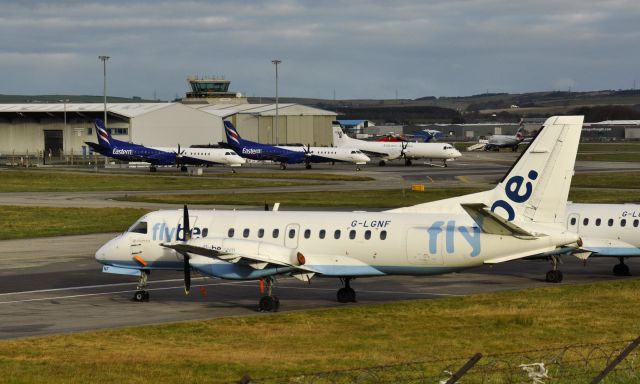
[0,103,223,157]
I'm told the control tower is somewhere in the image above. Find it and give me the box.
[182,75,247,104]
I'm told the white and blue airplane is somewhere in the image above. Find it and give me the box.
[86,119,246,172]
[95,116,584,311]
[332,125,461,167]
[223,122,370,170]
[564,203,640,276]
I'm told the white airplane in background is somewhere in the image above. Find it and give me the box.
[332,126,461,167]
[95,116,583,311]
[564,203,640,277]
[483,119,526,152]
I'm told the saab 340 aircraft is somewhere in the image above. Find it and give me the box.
[223,121,370,170]
[85,119,246,172]
[332,126,461,166]
[95,116,584,311]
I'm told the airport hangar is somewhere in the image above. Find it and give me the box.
[0,102,337,157]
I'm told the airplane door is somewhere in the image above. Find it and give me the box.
[285,224,300,248]
[567,213,580,232]
[406,227,443,265]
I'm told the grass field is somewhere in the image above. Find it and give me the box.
[0,170,315,192]
[0,279,638,383]
[0,206,150,240]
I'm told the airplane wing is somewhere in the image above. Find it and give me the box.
[162,242,319,273]
[359,148,401,160]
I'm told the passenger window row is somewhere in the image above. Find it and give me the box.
[227,227,388,240]
[569,217,639,228]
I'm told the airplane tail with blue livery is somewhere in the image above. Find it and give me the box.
[224,121,245,149]
[390,115,584,228]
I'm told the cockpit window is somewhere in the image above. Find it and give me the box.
[225,152,233,155]
[129,221,147,234]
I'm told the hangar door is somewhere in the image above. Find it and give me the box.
[44,130,63,156]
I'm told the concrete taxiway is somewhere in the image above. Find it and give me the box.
[0,233,638,339]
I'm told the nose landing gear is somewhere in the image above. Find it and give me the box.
[132,271,150,302]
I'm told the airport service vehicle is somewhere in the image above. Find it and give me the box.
[333,126,461,166]
[85,119,245,172]
[565,203,640,276]
[95,116,584,311]
[483,120,526,152]
[223,122,370,170]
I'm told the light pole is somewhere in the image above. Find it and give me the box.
[271,59,281,145]
[98,56,110,127]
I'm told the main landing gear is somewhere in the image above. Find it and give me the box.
[149,165,157,172]
[132,271,150,302]
[337,278,356,303]
[378,160,386,166]
[305,162,312,169]
[613,257,631,276]
[545,256,563,283]
[258,276,280,312]
[279,163,287,170]
[404,159,412,166]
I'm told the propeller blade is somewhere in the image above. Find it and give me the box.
[184,253,191,294]
[183,204,191,294]
[183,204,191,241]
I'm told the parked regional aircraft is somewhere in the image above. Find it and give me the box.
[223,121,370,170]
[333,126,461,166]
[85,119,246,172]
[95,116,584,311]
[565,203,640,277]
[484,120,526,152]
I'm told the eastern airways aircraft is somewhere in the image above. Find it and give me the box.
[564,203,640,277]
[223,121,370,170]
[332,126,461,166]
[85,119,246,172]
[95,116,584,311]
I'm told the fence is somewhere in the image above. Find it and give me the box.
[234,337,640,384]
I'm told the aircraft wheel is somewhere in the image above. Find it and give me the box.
[404,159,412,166]
[132,290,149,302]
[258,295,279,312]
[305,163,312,169]
[180,165,188,172]
[150,166,157,172]
[378,160,386,167]
[279,164,287,170]
[613,263,631,276]
[545,270,563,283]
[356,167,361,171]
[337,288,356,303]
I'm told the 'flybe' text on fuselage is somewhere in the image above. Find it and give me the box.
[151,223,208,242]
[428,220,481,257]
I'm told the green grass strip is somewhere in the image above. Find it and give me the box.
[0,170,311,192]
[0,280,638,382]
[0,206,150,240]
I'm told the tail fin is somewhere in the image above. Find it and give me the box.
[224,121,243,148]
[332,125,350,147]
[515,119,525,141]
[489,115,583,224]
[95,119,112,147]
[388,115,584,226]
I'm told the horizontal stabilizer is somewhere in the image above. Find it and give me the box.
[461,203,537,238]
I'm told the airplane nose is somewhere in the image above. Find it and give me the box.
[94,241,110,262]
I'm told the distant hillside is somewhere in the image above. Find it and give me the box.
[0,94,158,103]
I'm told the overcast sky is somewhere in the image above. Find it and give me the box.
[1,0,639,100]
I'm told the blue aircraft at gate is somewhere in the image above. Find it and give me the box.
[223,121,369,170]
[86,119,245,172]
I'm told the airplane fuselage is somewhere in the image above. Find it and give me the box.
[96,209,573,280]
